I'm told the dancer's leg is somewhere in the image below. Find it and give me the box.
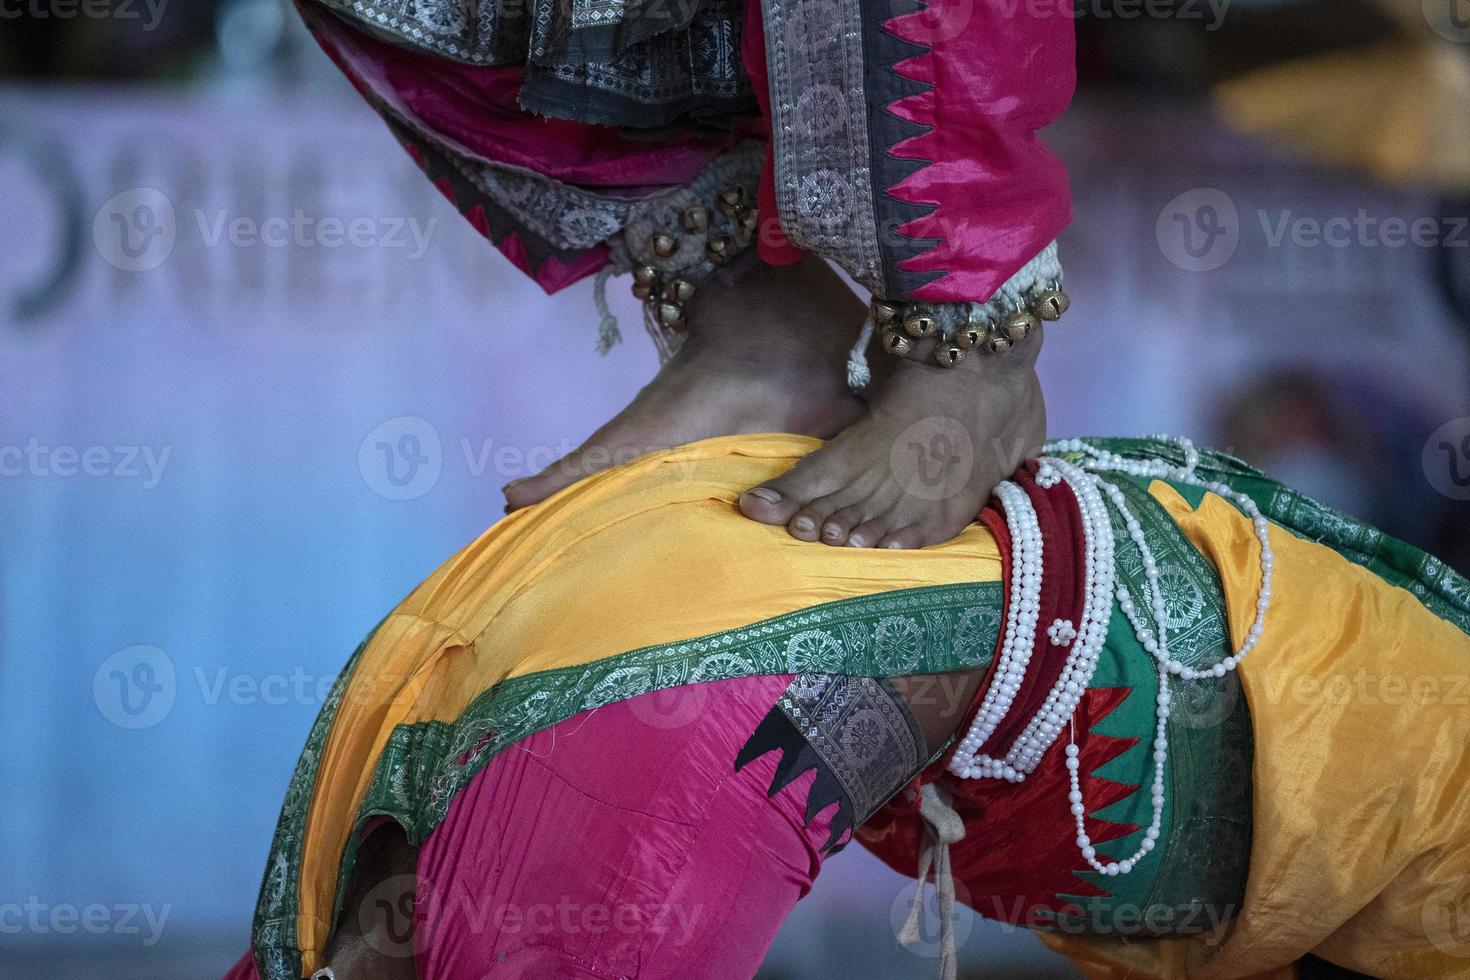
[503,257,865,511]
[738,333,1047,549]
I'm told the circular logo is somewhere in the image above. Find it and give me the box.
[625,684,711,730]
[1156,188,1239,272]
[359,416,442,501]
[93,188,176,272]
[889,875,974,959]
[1169,672,1242,731]
[1422,876,1470,958]
[1424,0,1470,43]
[358,873,424,959]
[93,645,176,729]
[889,417,975,503]
[1423,417,1470,501]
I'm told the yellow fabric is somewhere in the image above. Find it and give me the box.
[295,434,1005,971]
[1040,482,1470,978]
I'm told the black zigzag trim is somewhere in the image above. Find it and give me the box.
[860,0,946,298]
[382,115,588,276]
[734,708,855,853]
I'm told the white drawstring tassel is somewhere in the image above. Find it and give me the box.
[898,781,966,980]
[846,311,876,390]
[592,265,622,355]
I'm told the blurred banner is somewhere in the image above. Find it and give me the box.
[2,81,1468,977]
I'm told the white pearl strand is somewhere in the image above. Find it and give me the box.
[947,481,1043,781]
[949,435,1274,880]
[996,458,1116,777]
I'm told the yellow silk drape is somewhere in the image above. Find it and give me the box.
[293,434,1005,972]
[1041,482,1470,978]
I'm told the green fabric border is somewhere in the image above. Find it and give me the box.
[252,582,1002,979]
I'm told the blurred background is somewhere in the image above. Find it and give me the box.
[3,1,1470,976]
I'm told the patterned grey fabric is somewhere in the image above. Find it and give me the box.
[306,0,755,130]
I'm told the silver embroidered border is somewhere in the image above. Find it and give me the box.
[760,0,885,293]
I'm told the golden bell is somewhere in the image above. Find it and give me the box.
[651,233,677,258]
[984,334,1013,355]
[632,281,656,301]
[954,325,986,349]
[705,234,734,263]
[681,206,710,234]
[902,311,937,338]
[881,328,915,357]
[1034,288,1070,321]
[665,278,696,303]
[655,301,685,329]
[632,264,658,286]
[934,343,966,368]
[999,311,1039,344]
[873,301,901,325]
[717,185,746,217]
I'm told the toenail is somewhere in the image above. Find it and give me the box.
[746,487,782,504]
[885,541,906,550]
[822,524,842,540]
[848,534,868,548]
[793,516,815,532]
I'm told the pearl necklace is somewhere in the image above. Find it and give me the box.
[949,436,1274,879]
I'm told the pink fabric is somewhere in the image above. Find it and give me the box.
[882,1,1075,302]
[225,673,838,980]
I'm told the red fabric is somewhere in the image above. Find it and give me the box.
[859,467,1143,921]
[881,0,1075,302]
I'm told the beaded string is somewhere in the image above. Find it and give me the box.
[949,436,1274,878]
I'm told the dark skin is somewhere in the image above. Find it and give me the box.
[320,259,1041,974]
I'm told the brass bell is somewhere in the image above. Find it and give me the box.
[999,310,1039,344]
[881,328,915,357]
[717,185,746,218]
[705,233,734,263]
[953,325,986,349]
[902,311,937,338]
[736,208,759,240]
[651,233,677,258]
[681,206,710,234]
[655,301,685,329]
[665,278,696,303]
[984,334,1013,355]
[1034,288,1070,321]
[632,264,659,286]
[934,342,967,368]
[632,281,657,301]
[873,301,901,325]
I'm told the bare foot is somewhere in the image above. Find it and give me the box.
[503,257,867,511]
[738,329,1047,549]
